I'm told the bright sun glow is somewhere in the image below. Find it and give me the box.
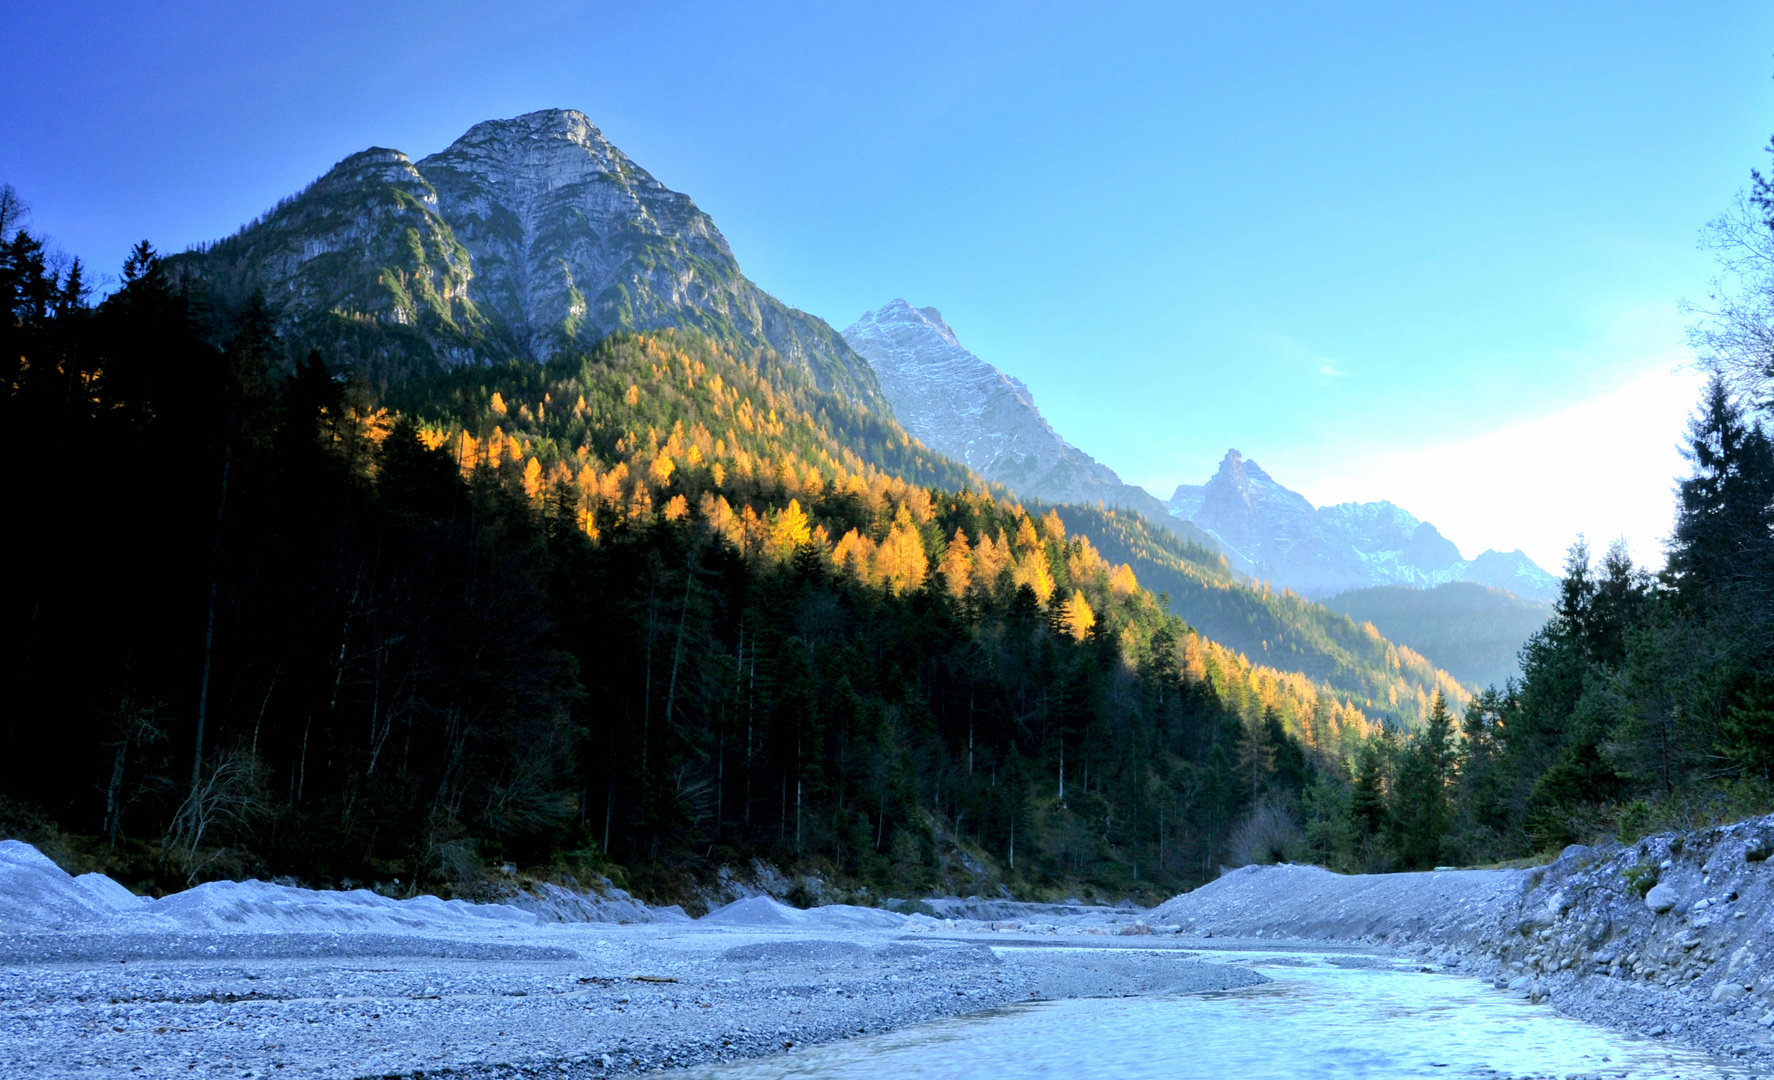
[1297,361,1704,575]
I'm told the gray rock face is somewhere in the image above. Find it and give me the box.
[1168,450,1558,601]
[417,110,728,364]
[841,300,1178,523]
[173,109,884,407]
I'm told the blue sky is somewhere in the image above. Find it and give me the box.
[4,1,1770,571]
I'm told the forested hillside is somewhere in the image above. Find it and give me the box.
[4,225,1421,901]
[28,136,1772,900]
[399,317,1462,733]
[1322,583,1551,691]
[1060,507,1465,728]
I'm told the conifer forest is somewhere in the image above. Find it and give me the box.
[4,164,1774,909]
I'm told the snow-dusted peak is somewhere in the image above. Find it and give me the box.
[1164,452,1557,600]
[842,300,1177,522]
[1212,449,1287,488]
[850,299,961,350]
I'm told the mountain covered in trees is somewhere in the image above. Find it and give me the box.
[0,155,1465,905]
[2,239,1398,901]
[26,105,1767,908]
[1168,450,1559,601]
[164,112,1458,731]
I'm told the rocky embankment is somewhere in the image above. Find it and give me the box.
[1155,814,1774,1068]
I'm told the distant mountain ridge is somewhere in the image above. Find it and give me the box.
[841,300,1210,538]
[1168,450,1558,601]
[834,306,1458,723]
[170,109,885,408]
[1322,583,1553,691]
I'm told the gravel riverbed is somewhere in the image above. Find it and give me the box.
[0,842,1259,1078]
[2,925,1264,1078]
[1155,812,1774,1072]
[15,813,1774,1078]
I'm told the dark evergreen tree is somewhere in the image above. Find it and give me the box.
[1669,376,1774,626]
[1389,692,1455,869]
[1349,738,1390,866]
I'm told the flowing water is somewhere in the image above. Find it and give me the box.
[677,947,1746,1080]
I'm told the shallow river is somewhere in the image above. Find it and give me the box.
[678,947,1745,1080]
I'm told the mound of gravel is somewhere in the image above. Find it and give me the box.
[1153,862,1526,941]
[0,840,692,935]
[0,840,141,930]
[721,939,871,963]
[475,880,691,924]
[699,895,908,931]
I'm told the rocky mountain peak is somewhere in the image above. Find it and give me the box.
[841,300,1195,533]
[1165,455,1557,600]
[1213,448,1276,486]
[853,299,960,348]
[167,110,886,408]
[423,108,658,203]
[465,106,602,145]
[314,147,426,192]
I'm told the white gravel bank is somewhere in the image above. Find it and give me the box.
[0,842,1260,1078]
[1154,814,1774,1070]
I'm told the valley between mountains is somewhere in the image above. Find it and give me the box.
[10,98,1774,1080]
[0,106,1687,917]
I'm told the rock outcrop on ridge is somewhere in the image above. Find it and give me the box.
[1168,449,1558,600]
[841,300,1191,530]
[171,109,885,408]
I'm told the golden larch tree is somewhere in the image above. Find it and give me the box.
[1013,546,1055,604]
[521,457,543,500]
[874,504,928,594]
[973,530,1010,588]
[1061,589,1096,641]
[937,528,973,597]
[831,529,879,585]
[767,499,812,558]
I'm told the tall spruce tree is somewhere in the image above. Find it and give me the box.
[1670,377,1774,625]
[1390,691,1454,869]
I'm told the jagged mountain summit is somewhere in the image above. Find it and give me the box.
[170,109,883,407]
[842,300,1183,525]
[1168,450,1558,601]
